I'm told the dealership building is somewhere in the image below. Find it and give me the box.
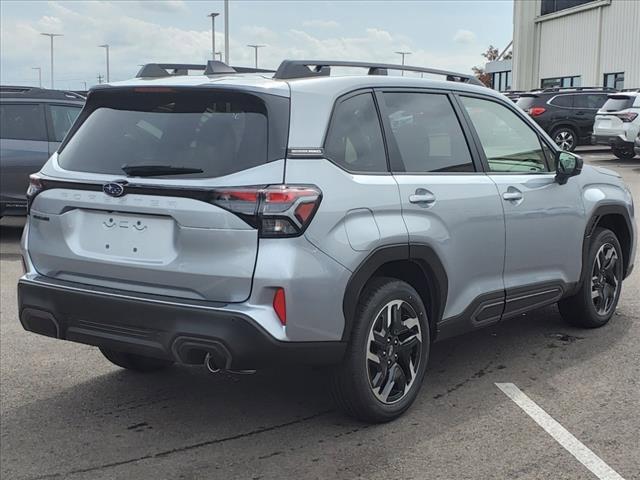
[488,0,640,91]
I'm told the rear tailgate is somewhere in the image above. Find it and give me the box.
[27,86,289,303]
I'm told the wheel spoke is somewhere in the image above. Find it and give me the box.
[367,349,381,364]
[397,334,420,353]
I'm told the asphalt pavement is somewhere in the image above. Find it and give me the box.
[1,151,638,480]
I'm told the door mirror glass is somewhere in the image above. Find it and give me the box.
[555,151,583,184]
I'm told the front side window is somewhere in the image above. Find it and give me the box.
[49,104,82,141]
[324,92,387,173]
[573,94,608,109]
[0,103,47,141]
[381,92,474,173]
[461,96,549,173]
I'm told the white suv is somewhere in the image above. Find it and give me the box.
[593,91,640,159]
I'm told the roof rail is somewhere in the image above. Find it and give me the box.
[539,86,618,93]
[273,60,484,86]
[621,88,640,92]
[135,61,275,78]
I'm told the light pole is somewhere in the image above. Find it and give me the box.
[32,67,42,88]
[41,33,63,88]
[208,13,219,61]
[395,51,411,76]
[224,0,229,63]
[247,44,265,68]
[99,44,110,82]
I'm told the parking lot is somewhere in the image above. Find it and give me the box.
[0,150,638,480]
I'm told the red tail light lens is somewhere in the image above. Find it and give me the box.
[273,288,286,325]
[528,107,546,117]
[210,185,322,237]
[615,112,638,123]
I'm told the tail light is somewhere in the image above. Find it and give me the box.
[528,107,546,117]
[26,174,44,214]
[211,185,322,237]
[615,112,638,123]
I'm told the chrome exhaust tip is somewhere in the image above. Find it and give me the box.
[204,352,221,374]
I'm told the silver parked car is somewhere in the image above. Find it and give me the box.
[18,61,636,422]
[0,86,84,216]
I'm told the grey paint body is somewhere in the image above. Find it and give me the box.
[21,72,637,344]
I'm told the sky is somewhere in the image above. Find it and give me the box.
[0,0,514,90]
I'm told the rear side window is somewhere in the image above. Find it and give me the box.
[0,103,47,141]
[324,93,387,173]
[601,96,635,112]
[549,95,573,108]
[58,89,287,178]
[49,104,82,141]
[381,92,474,173]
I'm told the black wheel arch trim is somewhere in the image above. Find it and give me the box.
[579,204,634,287]
[341,243,448,341]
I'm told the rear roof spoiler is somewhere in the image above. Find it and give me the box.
[135,61,275,78]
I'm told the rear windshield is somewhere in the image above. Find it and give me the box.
[515,96,538,110]
[58,89,288,178]
[601,96,635,112]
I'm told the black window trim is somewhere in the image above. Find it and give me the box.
[373,87,483,176]
[0,101,49,142]
[321,88,392,176]
[45,102,83,143]
[453,92,558,175]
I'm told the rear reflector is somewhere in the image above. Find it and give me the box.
[273,288,286,325]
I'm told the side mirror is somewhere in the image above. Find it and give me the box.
[555,151,583,185]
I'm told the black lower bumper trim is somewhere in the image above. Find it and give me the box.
[591,135,632,148]
[18,280,346,370]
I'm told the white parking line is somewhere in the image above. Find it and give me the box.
[495,383,626,480]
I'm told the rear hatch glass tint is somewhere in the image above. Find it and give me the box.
[601,95,635,112]
[58,88,289,178]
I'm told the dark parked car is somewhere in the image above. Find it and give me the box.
[635,133,640,158]
[1,86,84,216]
[516,87,614,151]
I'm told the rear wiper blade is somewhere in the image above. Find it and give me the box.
[121,165,203,177]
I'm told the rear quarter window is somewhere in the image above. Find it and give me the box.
[58,89,288,178]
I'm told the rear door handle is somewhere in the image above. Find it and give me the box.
[502,190,523,201]
[409,189,436,205]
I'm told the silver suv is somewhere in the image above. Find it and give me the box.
[18,60,636,422]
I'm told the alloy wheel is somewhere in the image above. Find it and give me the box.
[366,299,422,404]
[591,243,620,315]
[555,130,575,151]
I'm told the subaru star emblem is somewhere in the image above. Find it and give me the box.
[103,182,125,197]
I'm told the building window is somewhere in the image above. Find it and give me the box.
[541,76,582,88]
[491,70,512,91]
[541,0,595,16]
[603,72,624,90]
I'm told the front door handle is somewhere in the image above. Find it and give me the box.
[409,189,436,205]
[502,190,523,201]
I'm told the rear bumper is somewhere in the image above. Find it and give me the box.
[17,277,346,370]
[591,134,633,148]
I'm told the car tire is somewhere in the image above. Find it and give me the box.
[331,277,430,423]
[552,127,578,152]
[558,228,624,328]
[612,146,636,160]
[100,347,174,372]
